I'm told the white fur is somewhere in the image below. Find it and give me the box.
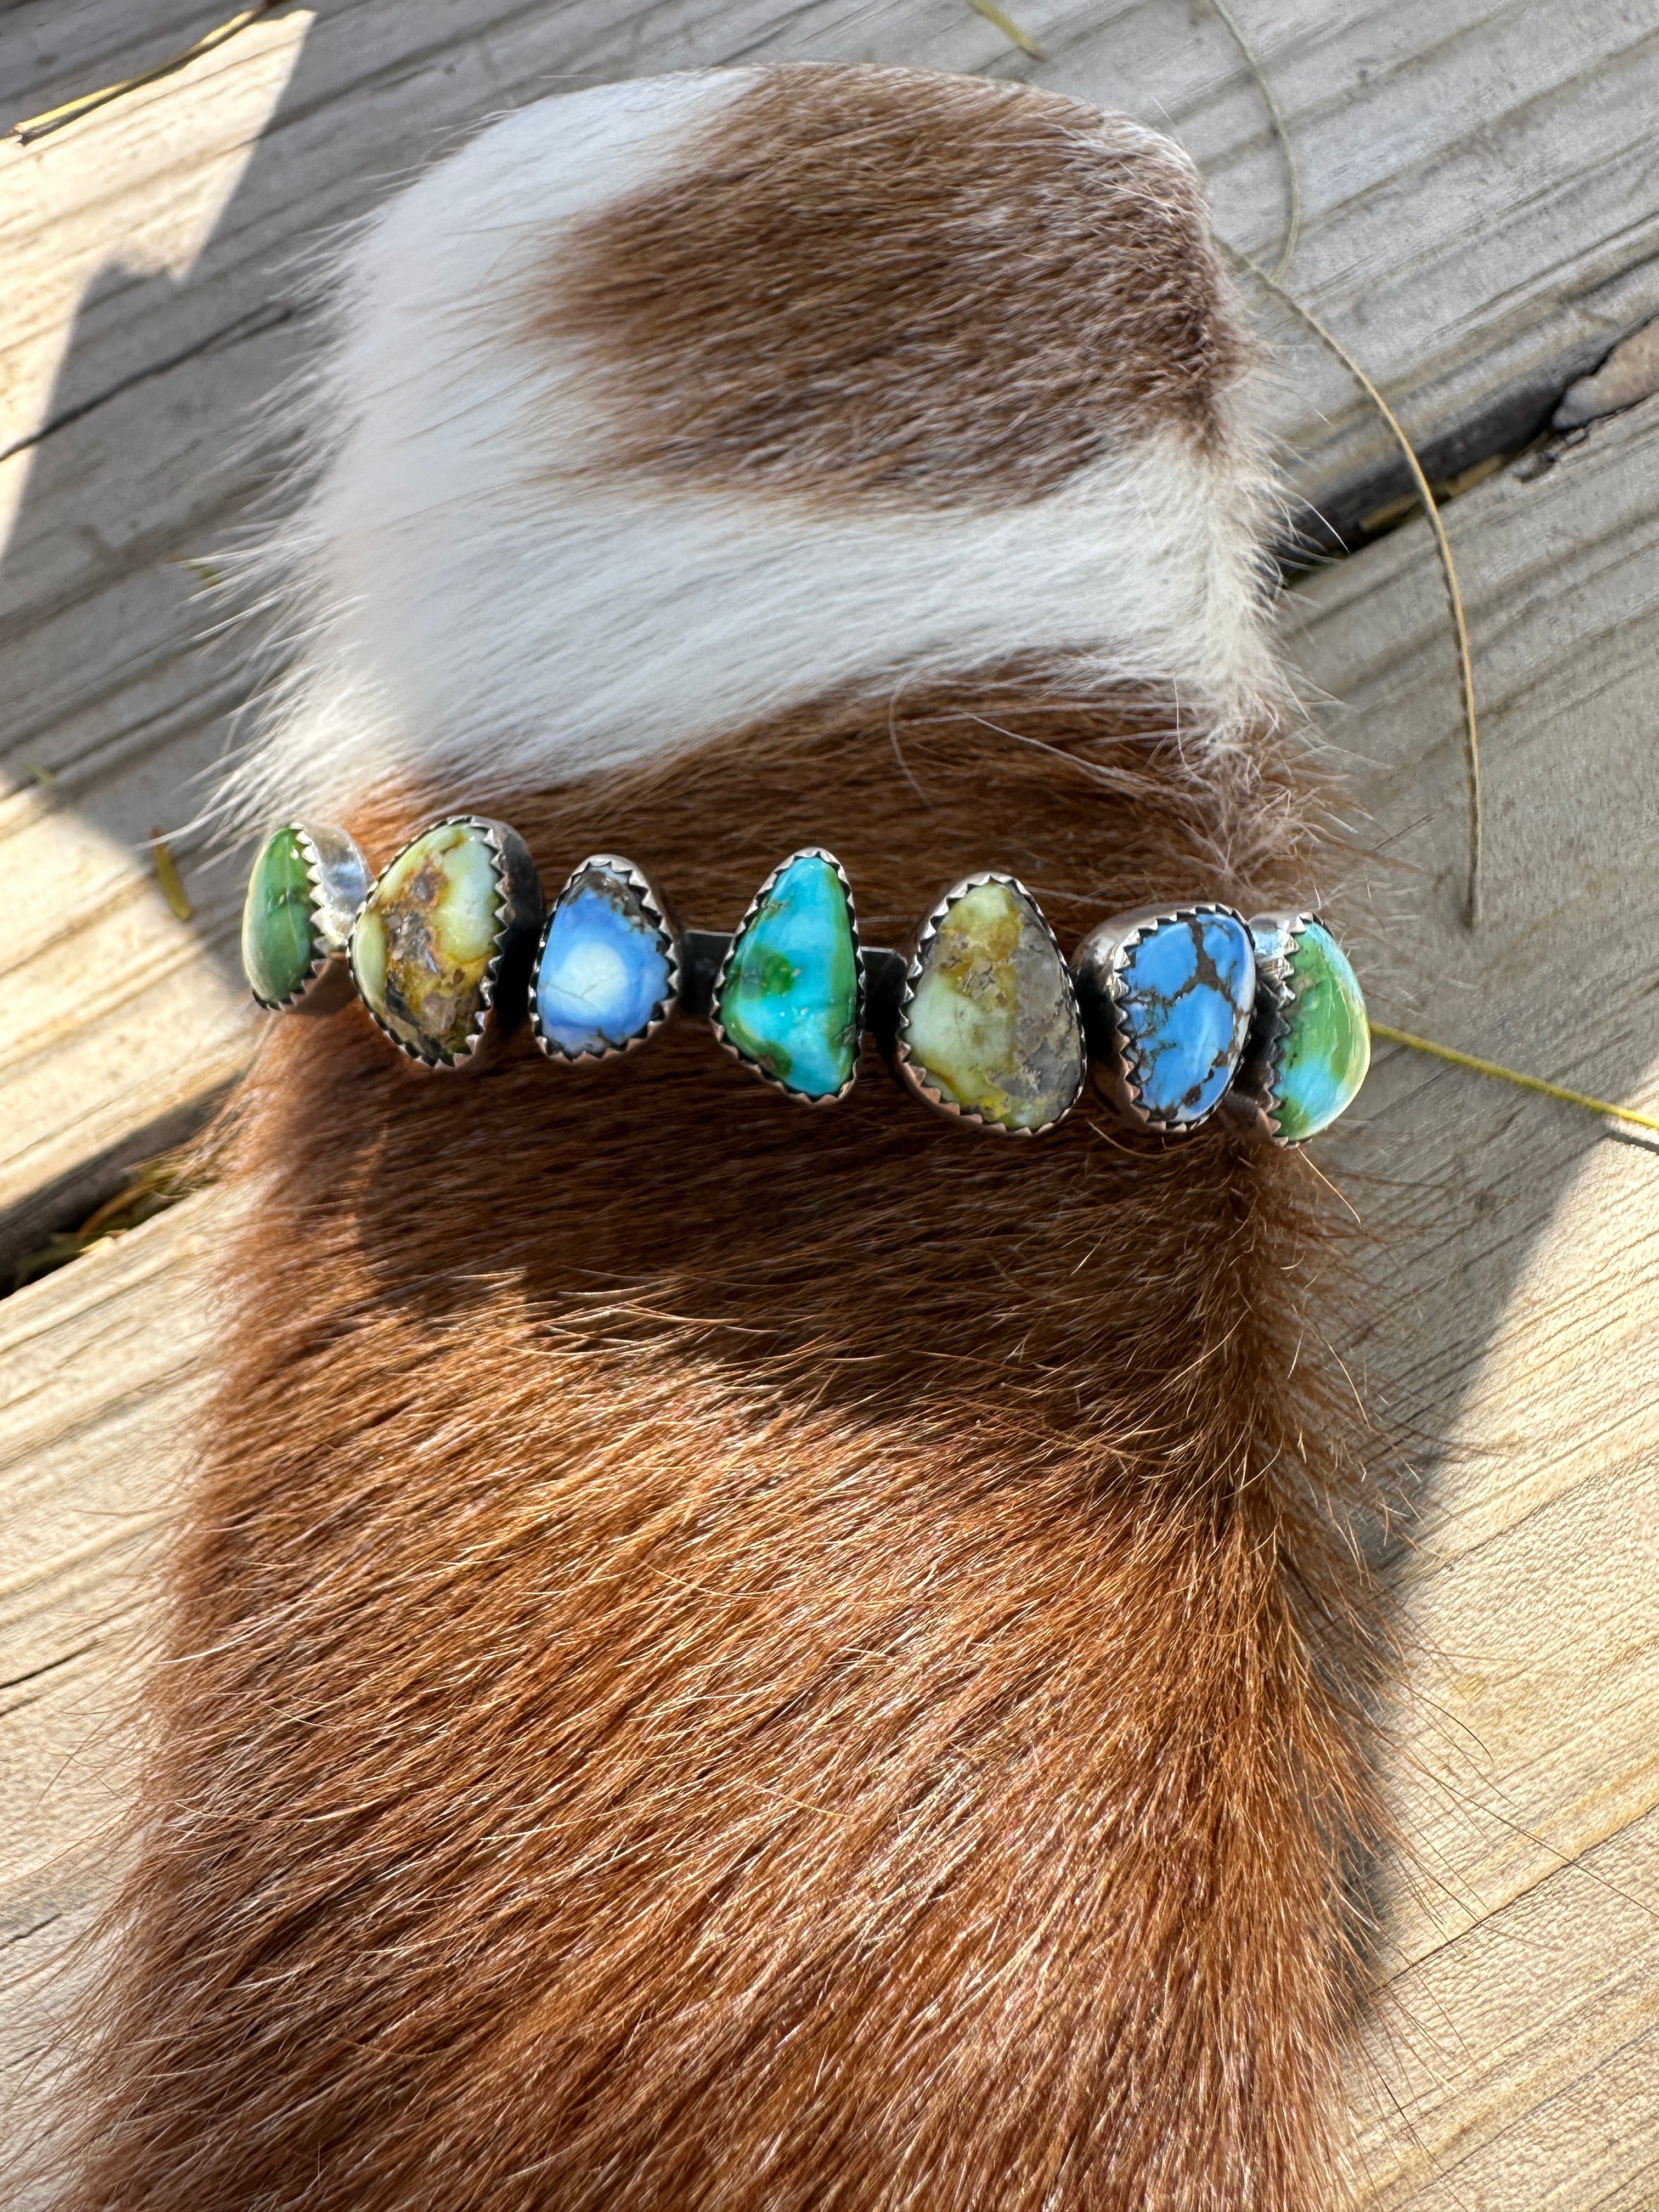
[231,72,1284,827]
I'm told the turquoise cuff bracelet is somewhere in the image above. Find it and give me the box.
[241,816,1370,1143]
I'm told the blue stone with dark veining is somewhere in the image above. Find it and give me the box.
[535,865,674,1056]
[1118,911,1255,1124]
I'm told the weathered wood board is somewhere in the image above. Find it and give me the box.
[2,1,1658,2203]
[1288,392,1659,2208]
[0,1189,225,2187]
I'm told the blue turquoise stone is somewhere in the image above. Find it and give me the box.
[535,865,674,1057]
[1118,911,1255,1124]
[716,853,859,1098]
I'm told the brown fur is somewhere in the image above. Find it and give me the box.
[544,69,1244,509]
[54,677,1389,2210]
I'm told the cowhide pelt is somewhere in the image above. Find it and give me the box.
[50,66,1390,2212]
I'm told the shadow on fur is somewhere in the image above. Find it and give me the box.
[44,689,1401,2210]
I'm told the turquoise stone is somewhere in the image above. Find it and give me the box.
[900,878,1084,1132]
[536,863,675,1057]
[242,826,317,1007]
[716,853,860,1098]
[1117,911,1255,1124]
[351,820,503,1061]
[1265,920,1370,1142]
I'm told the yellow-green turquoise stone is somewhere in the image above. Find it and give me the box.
[901,879,1084,1131]
[716,853,859,1097]
[242,826,318,1007]
[351,821,502,1060]
[1271,921,1370,1142]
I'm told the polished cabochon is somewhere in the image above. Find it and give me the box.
[244,819,1368,1141]
[348,816,543,1067]
[531,855,681,1062]
[896,874,1086,1136]
[241,822,373,1015]
[712,849,864,1103]
[1232,913,1372,1146]
[1070,904,1257,1133]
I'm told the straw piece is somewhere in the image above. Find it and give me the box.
[12,1161,187,1291]
[1205,0,1302,279]
[966,1,1047,61]
[1370,1020,1659,1136]
[150,829,194,922]
[1225,246,1483,929]
[10,4,276,146]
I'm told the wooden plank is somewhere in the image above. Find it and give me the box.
[2,395,1657,2202]
[4,0,1659,1254]
[1353,1810,1659,2211]
[0,5,304,1272]
[1287,392,1659,2204]
[0,1189,224,2191]
[0,775,251,1284]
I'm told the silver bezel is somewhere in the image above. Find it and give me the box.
[527,853,682,1064]
[348,814,542,1070]
[1228,910,1317,1146]
[709,847,865,1105]
[249,821,372,1015]
[894,871,1085,1138]
[1071,901,1256,1135]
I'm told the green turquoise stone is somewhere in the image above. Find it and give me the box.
[242,826,318,1007]
[350,820,503,1061]
[1271,920,1370,1142]
[716,853,859,1097]
[900,879,1084,1132]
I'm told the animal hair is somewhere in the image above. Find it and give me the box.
[48,65,1392,2212]
[223,65,1285,829]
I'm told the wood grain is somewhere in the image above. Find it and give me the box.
[0,1191,224,2194]
[1295,392,1659,2208]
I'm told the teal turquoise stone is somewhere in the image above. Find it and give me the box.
[1118,911,1254,1124]
[900,879,1084,1132]
[536,865,674,1056]
[242,826,317,1007]
[1266,920,1370,1142]
[716,853,859,1098]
